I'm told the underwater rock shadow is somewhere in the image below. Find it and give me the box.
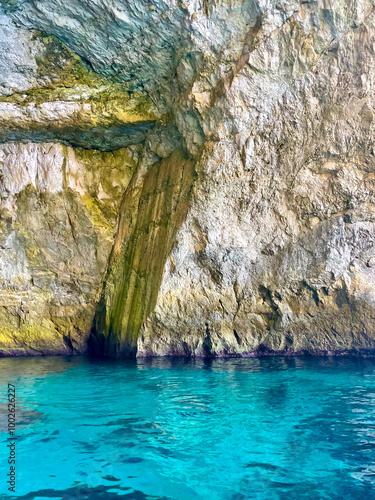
[3,484,171,500]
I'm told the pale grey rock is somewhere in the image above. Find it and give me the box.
[0,15,45,96]
[0,12,160,150]
[1,0,375,357]
[137,0,375,357]
[0,0,289,102]
[0,142,64,199]
[0,0,190,98]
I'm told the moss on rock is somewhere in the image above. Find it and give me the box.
[92,148,196,357]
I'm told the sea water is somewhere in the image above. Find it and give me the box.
[0,356,375,499]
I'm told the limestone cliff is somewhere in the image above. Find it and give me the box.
[0,0,375,357]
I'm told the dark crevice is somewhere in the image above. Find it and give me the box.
[202,323,213,357]
[233,329,242,346]
[62,334,74,352]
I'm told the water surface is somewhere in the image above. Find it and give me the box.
[0,356,375,499]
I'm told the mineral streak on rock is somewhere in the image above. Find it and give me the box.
[0,142,140,355]
[0,29,160,150]
[1,0,375,357]
[92,148,195,357]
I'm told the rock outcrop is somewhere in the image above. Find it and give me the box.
[1,0,375,356]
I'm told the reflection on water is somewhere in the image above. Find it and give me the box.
[0,355,375,499]
[0,355,84,381]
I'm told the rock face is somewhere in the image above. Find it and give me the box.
[1,0,375,356]
[0,142,140,354]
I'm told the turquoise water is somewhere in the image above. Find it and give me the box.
[1,356,375,499]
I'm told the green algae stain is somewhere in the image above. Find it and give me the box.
[69,145,140,233]
[92,148,196,357]
[0,324,63,353]
[0,31,161,126]
[0,143,142,355]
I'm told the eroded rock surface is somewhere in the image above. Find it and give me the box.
[1,0,375,356]
[0,142,139,354]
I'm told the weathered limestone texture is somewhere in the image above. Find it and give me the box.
[1,0,375,356]
[0,142,140,354]
[93,148,195,357]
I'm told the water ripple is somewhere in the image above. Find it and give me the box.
[0,356,375,499]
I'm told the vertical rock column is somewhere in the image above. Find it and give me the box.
[92,149,195,357]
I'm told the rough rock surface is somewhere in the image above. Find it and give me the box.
[1,0,375,357]
[0,141,140,354]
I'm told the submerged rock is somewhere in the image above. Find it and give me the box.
[0,0,375,356]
